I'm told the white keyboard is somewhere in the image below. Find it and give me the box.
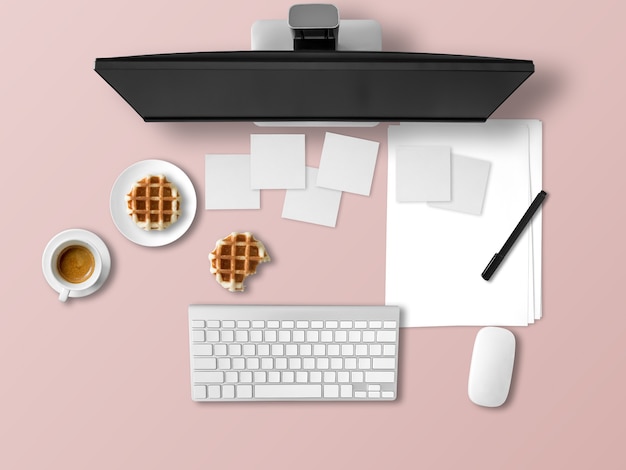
[189,305,400,401]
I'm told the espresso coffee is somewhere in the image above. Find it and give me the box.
[57,245,95,284]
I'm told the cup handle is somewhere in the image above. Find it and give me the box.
[59,288,70,302]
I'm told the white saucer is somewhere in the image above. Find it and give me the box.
[42,229,112,299]
[110,159,197,247]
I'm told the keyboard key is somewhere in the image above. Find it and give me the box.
[369,321,382,328]
[193,371,224,383]
[240,371,253,383]
[229,344,242,356]
[283,371,295,383]
[222,385,235,398]
[255,384,322,399]
[303,358,315,369]
[237,320,250,328]
[340,321,352,328]
[355,391,367,398]
[243,344,256,356]
[218,358,231,369]
[372,358,395,369]
[341,344,354,355]
[268,371,281,383]
[222,320,235,328]
[278,330,291,342]
[282,320,295,328]
[257,344,270,356]
[382,391,395,399]
[383,345,396,356]
[377,331,397,342]
[352,371,364,382]
[296,371,308,383]
[194,357,217,370]
[365,371,395,383]
[323,385,339,398]
[230,357,244,369]
[267,321,279,328]
[370,344,382,356]
[362,331,375,342]
[338,371,350,383]
[191,320,205,328]
[292,331,305,342]
[250,331,263,342]
[335,330,347,342]
[237,385,253,398]
[206,320,220,328]
[296,321,309,328]
[235,330,248,342]
[208,385,221,399]
[193,385,207,399]
[261,358,274,369]
[310,371,322,382]
[311,320,324,328]
[341,385,353,398]
[214,345,227,356]
[349,331,361,342]
[324,372,336,383]
[326,320,338,328]
[321,331,333,342]
[192,344,213,356]
[327,345,340,356]
[345,358,357,369]
[306,331,319,342]
[330,358,343,369]
[205,331,219,342]
[358,358,371,369]
[285,345,298,356]
[355,321,368,328]
[254,371,266,383]
[265,331,277,342]
[383,321,397,328]
[225,371,238,383]
[192,330,205,342]
[251,320,264,328]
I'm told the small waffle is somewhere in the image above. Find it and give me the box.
[209,232,270,292]
[126,175,181,231]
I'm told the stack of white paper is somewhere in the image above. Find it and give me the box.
[386,120,542,327]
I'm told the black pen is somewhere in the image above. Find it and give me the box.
[482,190,548,281]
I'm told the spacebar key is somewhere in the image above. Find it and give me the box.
[254,384,322,399]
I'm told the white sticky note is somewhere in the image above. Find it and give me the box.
[282,167,342,227]
[316,132,380,196]
[205,154,260,210]
[396,146,451,202]
[428,154,491,215]
[250,134,305,189]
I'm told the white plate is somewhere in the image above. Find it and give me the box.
[42,229,112,299]
[110,159,197,247]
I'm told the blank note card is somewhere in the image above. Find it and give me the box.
[205,154,260,210]
[396,146,451,202]
[428,154,491,215]
[282,167,342,227]
[316,132,380,196]
[250,134,306,189]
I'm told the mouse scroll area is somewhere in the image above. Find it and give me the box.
[468,327,516,407]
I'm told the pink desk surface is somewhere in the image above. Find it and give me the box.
[2,0,625,468]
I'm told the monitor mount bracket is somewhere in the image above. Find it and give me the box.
[251,4,382,52]
[289,4,339,50]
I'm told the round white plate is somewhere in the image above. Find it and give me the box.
[42,229,112,299]
[110,159,197,247]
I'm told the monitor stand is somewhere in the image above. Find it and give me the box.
[251,6,382,128]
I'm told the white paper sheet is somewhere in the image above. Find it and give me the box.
[386,121,535,327]
[396,146,451,202]
[316,132,380,196]
[282,167,342,227]
[427,154,490,215]
[250,134,306,189]
[205,154,260,210]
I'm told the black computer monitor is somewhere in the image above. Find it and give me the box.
[94,51,533,122]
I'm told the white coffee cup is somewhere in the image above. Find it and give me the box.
[42,229,109,302]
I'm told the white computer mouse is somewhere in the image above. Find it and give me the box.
[468,327,516,407]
